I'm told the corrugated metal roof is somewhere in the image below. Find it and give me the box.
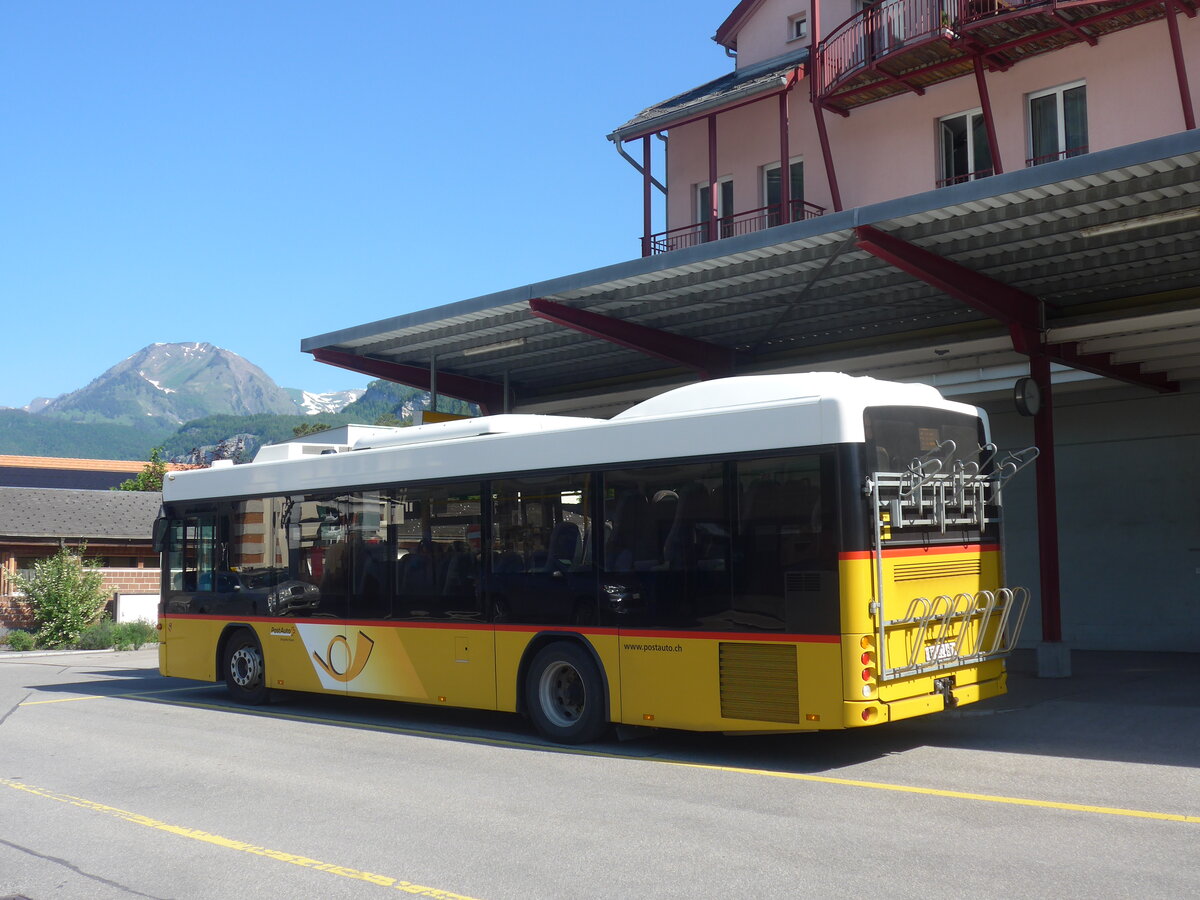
[302,131,1200,413]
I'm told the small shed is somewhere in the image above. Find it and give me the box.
[0,487,162,629]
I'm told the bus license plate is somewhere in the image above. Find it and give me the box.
[924,642,957,663]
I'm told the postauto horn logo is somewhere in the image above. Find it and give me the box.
[296,626,375,686]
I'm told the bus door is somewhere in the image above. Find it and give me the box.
[387,482,495,710]
[283,494,352,696]
[604,462,732,730]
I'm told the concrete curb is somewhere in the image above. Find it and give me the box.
[0,648,118,659]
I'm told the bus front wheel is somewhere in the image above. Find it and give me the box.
[223,630,268,705]
[525,642,607,744]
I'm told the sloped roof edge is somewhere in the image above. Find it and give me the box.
[714,0,765,50]
[607,47,807,143]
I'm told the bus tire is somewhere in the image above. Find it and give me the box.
[525,642,607,744]
[223,629,268,705]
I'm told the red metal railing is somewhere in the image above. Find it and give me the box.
[648,200,826,255]
[1025,145,1089,166]
[935,166,995,187]
[813,0,1132,101]
[815,0,952,98]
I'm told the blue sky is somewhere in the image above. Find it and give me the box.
[0,1,737,408]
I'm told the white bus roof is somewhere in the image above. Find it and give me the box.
[163,373,981,504]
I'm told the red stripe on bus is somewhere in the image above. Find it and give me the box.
[615,629,840,644]
[161,613,494,631]
[839,543,999,560]
[158,614,836,642]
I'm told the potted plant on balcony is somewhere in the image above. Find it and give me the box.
[939,11,958,40]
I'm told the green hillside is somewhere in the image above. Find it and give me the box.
[340,379,476,421]
[0,410,172,460]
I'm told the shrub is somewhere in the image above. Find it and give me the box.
[6,630,36,652]
[77,617,117,650]
[112,620,158,651]
[11,547,109,649]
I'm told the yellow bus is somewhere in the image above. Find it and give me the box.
[156,373,1032,743]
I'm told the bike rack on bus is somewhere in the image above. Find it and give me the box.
[863,442,1037,682]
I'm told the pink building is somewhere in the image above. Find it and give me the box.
[609,0,1198,254]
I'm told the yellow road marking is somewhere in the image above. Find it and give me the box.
[20,685,215,705]
[135,696,1200,826]
[0,777,481,899]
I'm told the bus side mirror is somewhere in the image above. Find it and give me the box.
[152,517,169,554]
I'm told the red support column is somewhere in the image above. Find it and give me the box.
[809,0,843,212]
[814,103,843,212]
[707,115,719,243]
[1165,0,1197,131]
[972,55,1004,175]
[641,135,653,257]
[1029,350,1063,646]
[779,91,792,225]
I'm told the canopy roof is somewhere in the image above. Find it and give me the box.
[303,130,1200,417]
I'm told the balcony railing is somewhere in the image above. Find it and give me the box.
[648,199,826,255]
[1026,145,1089,166]
[814,0,1185,110]
[935,166,995,188]
[815,0,949,99]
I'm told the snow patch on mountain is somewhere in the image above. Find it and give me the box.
[140,371,176,394]
[297,389,366,416]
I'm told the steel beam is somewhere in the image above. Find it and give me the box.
[1029,352,1063,645]
[779,92,792,226]
[309,348,505,414]
[641,135,653,258]
[1165,0,1197,131]
[813,103,844,211]
[707,115,719,243]
[528,298,734,379]
[854,226,1180,393]
[854,225,1040,349]
[1043,341,1179,392]
[972,55,1004,175]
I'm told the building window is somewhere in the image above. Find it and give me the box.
[696,177,734,240]
[938,109,993,187]
[763,159,805,225]
[788,12,808,41]
[1028,82,1087,166]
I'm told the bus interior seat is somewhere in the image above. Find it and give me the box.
[544,521,581,571]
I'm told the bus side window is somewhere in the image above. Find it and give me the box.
[389,482,484,621]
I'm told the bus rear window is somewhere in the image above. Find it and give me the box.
[864,406,985,474]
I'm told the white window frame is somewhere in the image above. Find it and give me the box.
[762,157,805,201]
[937,107,990,186]
[1027,80,1087,166]
[788,11,809,42]
[696,176,734,222]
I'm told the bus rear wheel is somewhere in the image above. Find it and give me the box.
[223,630,268,705]
[525,642,607,744]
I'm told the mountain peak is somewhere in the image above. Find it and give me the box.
[40,342,303,428]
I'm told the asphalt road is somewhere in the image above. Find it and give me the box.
[0,647,1196,900]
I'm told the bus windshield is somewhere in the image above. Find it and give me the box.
[863,405,986,475]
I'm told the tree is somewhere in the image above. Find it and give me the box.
[373,413,406,427]
[116,446,168,491]
[12,547,108,648]
[292,422,331,438]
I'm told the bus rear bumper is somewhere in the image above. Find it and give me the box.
[842,670,1007,727]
